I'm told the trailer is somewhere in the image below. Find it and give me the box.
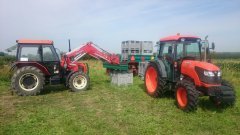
[103,40,154,75]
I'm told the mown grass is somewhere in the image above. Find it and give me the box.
[0,60,240,135]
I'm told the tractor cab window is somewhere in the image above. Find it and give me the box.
[42,46,59,61]
[185,42,201,59]
[160,43,172,56]
[159,43,174,62]
[176,43,184,60]
[19,46,41,61]
[176,41,201,60]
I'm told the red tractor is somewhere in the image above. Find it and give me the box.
[144,34,236,111]
[11,39,119,96]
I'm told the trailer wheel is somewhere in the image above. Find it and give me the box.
[69,72,89,92]
[144,62,166,97]
[11,66,45,96]
[175,80,198,112]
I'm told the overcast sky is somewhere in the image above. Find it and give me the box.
[0,0,240,53]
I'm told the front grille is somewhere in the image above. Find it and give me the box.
[195,67,221,85]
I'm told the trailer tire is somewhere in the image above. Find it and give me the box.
[144,62,166,97]
[69,72,89,92]
[11,66,44,96]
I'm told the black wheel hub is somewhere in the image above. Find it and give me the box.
[22,76,35,86]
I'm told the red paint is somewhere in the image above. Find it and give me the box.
[181,60,220,87]
[160,35,199,42]
[17,39,53,45]
[61,42,120,73]
[14,62,51,75]
[130,56,135,61]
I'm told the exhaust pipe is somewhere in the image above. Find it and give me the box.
[68,39,71,52]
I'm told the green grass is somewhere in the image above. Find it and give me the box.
[0,60,240,135]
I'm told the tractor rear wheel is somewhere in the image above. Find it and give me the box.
[144,62,166,97]
[69,72,89,92]
[175,80,199,111]
[11,66,45,96]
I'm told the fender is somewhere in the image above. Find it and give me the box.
[65,71,76,87]
[65,70,86,86]
[148,60,167,78]
[65,63,89,86]
[10,62,51,75]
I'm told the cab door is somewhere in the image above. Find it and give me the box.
[41,45,60,75]
[159,42,175,81]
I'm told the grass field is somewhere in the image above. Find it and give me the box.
[0,60,239,135]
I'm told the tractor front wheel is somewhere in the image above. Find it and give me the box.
[175,80,199,112]
[11,66,45,96]
[69,72,90,92]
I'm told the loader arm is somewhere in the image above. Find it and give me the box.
[61,42,120,68]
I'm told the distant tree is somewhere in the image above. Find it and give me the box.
[0,52,5,56]
[212,52,240,59]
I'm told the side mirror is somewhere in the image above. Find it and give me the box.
[211,42,215,50]
[201,41,206,50]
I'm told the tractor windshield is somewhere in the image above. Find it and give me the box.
[176,41,201,60]
[185,42,201,59]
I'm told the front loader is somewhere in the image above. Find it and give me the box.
[11,40,119,96]
[144,34,236,111]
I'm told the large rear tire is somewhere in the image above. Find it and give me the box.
[69,72,90,92]
[11,66,45,96]
[144,62,166,97]
[175,80,199,112]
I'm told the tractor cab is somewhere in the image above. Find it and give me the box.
[157,35,202,81]
[16,39,61,76]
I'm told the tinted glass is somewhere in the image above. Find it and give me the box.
[19,46,41,61]
[43,46,59,61]
[176,43,184,59]
[185,42,200,59]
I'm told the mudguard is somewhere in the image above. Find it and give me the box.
[10,62,51,75]
[149,60,167,78]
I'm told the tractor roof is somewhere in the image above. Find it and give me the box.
[160,34,199,42]
[17,39,53,45]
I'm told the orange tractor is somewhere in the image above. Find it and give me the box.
[144,34,236,111]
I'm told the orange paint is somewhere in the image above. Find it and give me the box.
[181,60,220,87]
[145,66,157,93]
[17,39,53,45]
[160,35,199,42]
[177,87,187,108]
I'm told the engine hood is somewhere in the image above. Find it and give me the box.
[182,60,220,71]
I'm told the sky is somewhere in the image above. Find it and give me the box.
[0,0,240,53]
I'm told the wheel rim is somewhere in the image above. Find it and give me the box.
[73,75,87,90]
[145,66,157,93]
[177,87,188,108]
[19,73,39,91]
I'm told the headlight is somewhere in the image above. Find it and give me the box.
[204,71,215,77]
[217,71,221,77]
[203,70,221,77]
